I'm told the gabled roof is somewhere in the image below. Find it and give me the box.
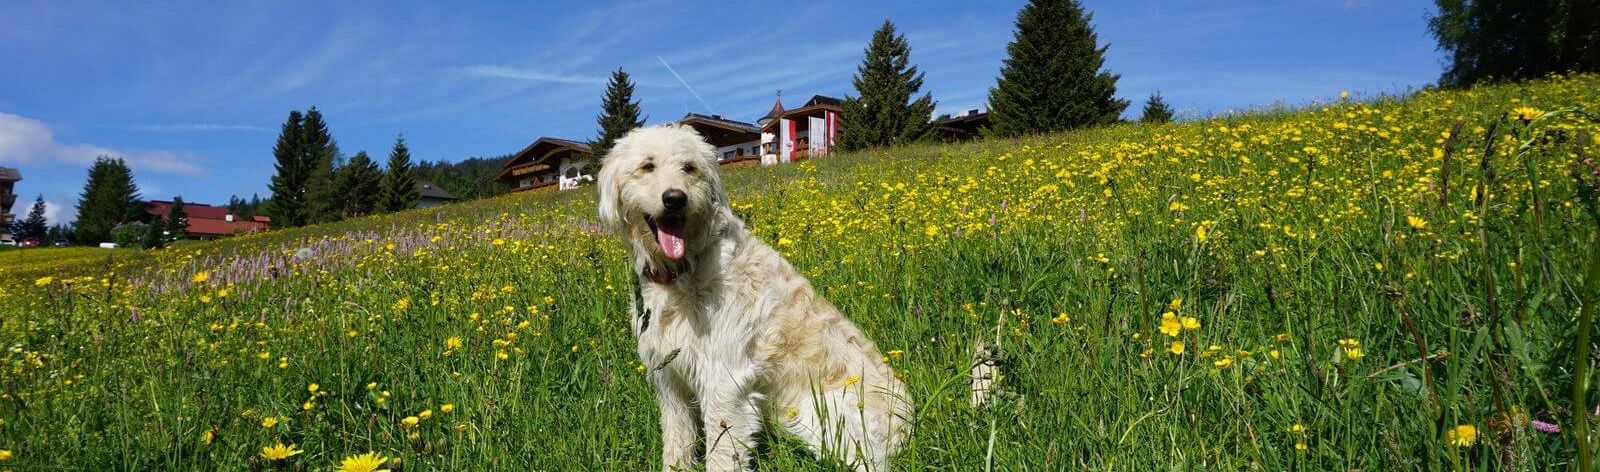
[416,180,458,200]
[679,113,758,134]
[804,95,842,107]
[496,137,593,181]
[0,166,19,182]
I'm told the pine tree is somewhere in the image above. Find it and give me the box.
[839,20,938,152]
[141,216,165,249]
[988,0,1128,136]
[335,150,384,217]
[592,68,646,161]
[166,196,189,241]
[379,136,419,213]
[74,156,142,244]
[1140,92,1174,124]
[1430,0,1600,87]
[301,107,339,224]
[18,195,48,240]
[267,111,307,227]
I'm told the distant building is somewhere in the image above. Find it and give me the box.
[674,113,761,166]
[143,200,270,240]
[759,95,842,165]
[494,137,595,192]
[416,180,459,208]
[0,167,19,242]
[932,109,991,141]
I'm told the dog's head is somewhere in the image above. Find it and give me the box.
[597,124,727,269]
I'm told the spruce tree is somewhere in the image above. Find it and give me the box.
[74,156,142,244]
[267,111,307,227]
[839,20,938,151]
[379,136,419,213]
[1140,92,1174,124]
[18,195,48,240]
[142,216,165,249]
[301,107,339,224]
[988,0,1128,136]
[335,150,384,217]
[1430,0,1600,87]
[166,196,189,241]
[592,68,646,161]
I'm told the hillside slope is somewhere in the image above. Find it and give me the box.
[2,75,1600,470]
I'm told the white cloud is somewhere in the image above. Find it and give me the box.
[0,112,207,176]
[454,65,610,85]
[41,199,64,225]
[125,123,272,132]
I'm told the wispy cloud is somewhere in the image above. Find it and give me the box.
[454,65,610,85]
[0,112,208,176]
[124,123,273,132]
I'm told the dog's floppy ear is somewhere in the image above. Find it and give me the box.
[596,139,627,230]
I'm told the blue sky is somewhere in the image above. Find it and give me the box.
[0,0,1442,223]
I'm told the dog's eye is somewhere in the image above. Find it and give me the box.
[641,162,655,172]
[681,164,696,174]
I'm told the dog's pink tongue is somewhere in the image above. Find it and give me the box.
[656,220,686,260]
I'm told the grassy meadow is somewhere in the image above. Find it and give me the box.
[4,75,1600,470]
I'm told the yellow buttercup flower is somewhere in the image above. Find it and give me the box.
[260,443,304,461]
[1180,316,1200,331]
[440,403,455,413]
[1050,313,1070,325]
[1338,338,1364,360]
[1159,312,1182,337]
[1168,341,1185,355]
[401,416,419,428]
[191,271,209,284]
[0,449,12,461]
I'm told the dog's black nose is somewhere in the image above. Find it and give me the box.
[662,189,688,211]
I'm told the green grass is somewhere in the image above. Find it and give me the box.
[2,74,1600,470]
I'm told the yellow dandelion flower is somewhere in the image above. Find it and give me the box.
[400,416,419,428]
[1406,215,1428,230]
[392,298,411,310]
[1195,224,1208,242]
[1447,424,1478,447]
[34,276,54,287]
[261,416,282,428]
[260,443,304,461]
[445,336,462,349]
[308,383,320,394]
[418,409,433,420]
[335,452,391,472]
[924,224,939,237]
[1213,356,1234,368]
[1168,298,1183,311]
[1338,338,1365,360]
[1510,106,1544,122]
[191,271,209,284]
[842,375,861,388]
[440,403,455,413]
[0,449,13,461]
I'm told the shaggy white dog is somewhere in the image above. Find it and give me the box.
[597,125,912,471]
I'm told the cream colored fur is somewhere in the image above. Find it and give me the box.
[597,125,913,471]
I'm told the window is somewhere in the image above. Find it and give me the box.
[723,150,735,160]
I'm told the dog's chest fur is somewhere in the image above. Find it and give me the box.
[630,237,775,393]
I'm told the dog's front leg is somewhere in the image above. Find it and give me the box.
[700,381,761,472]
[653,372,699,472]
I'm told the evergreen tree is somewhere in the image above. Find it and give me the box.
[142,216,165,249]
[166,196,189,241]
[1139,92,1174,124]
[592,68,646,161]
[301,107,339,224]
[1430,0,1600,87]
[335,150,384,217]
[838,20,938,151]
[988,0,1128,136]
[74,156,142,244]
[18,195,48,240]
[267,111,307,227]
[378,136,419,213]
[47,224,72,244]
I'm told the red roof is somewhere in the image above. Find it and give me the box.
[143,200,269,236]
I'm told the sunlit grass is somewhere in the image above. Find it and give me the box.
[2,74,1599,470]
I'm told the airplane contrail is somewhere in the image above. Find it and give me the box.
[657,55,715,115]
